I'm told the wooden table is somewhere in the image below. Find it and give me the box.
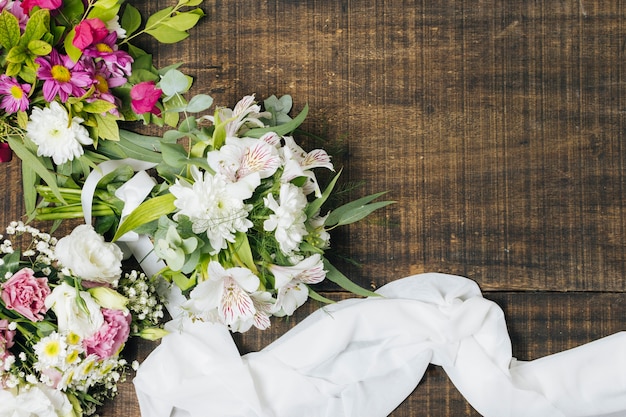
[2,0,625,415]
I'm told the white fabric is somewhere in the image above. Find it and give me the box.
[133,273,626,417]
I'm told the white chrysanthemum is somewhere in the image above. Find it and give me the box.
[26,102,93,165]
[33,332,67,367]
[263,183,308,255]
[171,167,255,255]
[0,384,73,417]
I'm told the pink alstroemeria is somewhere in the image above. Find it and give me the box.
[35,50,92,103]
[73,18,109,51]
[130,81,162,115]
[20,0,60,12]
[0,75,31,113]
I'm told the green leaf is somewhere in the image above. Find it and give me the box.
[233,232,257,273]
[307,287,335,304]
[93,113,120,141]
[7,136,66,214]
[113,193,177,241]
[185,94,213,113]
[63,28,82,62]
[323,259,379,298]
[159,69,192,98]
[20,8,49,44]
[305,168,342,218]
[329,200,394,227]
[161,142,188,168]
[97,133,163,163]
[145,25,189,43]
[180,0,203,6]
[59,0,85,22]
[246,103,309,138]
[82,99,117,114]
[144,7,174,30]
[0,11,21,50]
[161,9,204,31]
[121,4,142,36]
[22,160,38,220]
[325,191,392,226]
[5,45,27,63]
[27,39,51,56]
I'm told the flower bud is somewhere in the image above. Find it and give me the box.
[138,327,169,341]
[87,286,129,312]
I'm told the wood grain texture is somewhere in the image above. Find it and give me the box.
[1,0,624,416]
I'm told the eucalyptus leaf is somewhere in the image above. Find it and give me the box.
[246,103,309,138]
[159,69,192,98]
[185,94,214,113]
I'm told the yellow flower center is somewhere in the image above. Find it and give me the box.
[43,340,61,357]
[94,74,109,93]
[95,43,113,53]
[9,85,23,99]
[51,65,71,83]
[66,332,81,345]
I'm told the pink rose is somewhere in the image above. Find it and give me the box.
[1,268,50,322]
[20,0,61,12]
[83,308,131,359]
[0,319,15,361]
[130,81,162,115]
[72,18,109,51]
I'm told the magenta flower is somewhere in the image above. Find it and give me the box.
[83,32,133,78]
[130,81,162,115]
[35,50,93,102]
[0,268,50,322]
[73,18,109,51]
[83,308,131,359]
[0,75,31,113]
[20,0,61,13]
[82,59,125,114]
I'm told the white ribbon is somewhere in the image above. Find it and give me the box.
[133,273,626,417]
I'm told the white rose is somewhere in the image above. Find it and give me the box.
[45,282,104,339]
[55,224,123,284]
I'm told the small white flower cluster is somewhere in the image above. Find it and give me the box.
[0,221,57,266]
[119,270,165,334]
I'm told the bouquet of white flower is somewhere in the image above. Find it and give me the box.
[36,94,393,332]
[0,221,165,416]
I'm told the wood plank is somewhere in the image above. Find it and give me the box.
[99,291,626,416]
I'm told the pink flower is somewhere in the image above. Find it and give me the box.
[130,81,162,115]
[35,50,92,102]
[83,32,133,78]
[0,319,15,361]
[0,75,31,113]
[83,308,130,359]
[1,268,50,322]
[20,0,61,13]
[72,18,109,51]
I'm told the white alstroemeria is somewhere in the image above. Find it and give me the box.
[280,136,333,196]
[229,291,275,332]
[273,281,310,316]
[44,282,104,339]
[201,95,270,137]
[269,254,326,288]
[26,102,93,165]
[206,137,281,183]
[182,261,260,331]
[170,167,256,255]
[263,183,308,255]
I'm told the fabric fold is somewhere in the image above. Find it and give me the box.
[134,273,626,417]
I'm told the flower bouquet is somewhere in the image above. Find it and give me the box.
[0,0,206,217]
[0,221,165,416]
[36,94,393,332]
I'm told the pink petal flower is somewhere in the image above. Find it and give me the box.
[0,268,50,322]
[130,81,162,115]
[20,0,61,12]
[83,308,131,359]
[73,18,109,51]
